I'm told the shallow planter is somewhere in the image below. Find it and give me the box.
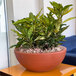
[14,47,66,72]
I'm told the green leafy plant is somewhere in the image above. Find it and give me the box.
[11,1,76,50]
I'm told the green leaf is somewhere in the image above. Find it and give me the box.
[17,38,23,41]
[60,24,67,29]
[36,8,42,18]
[39,32,45,36]
[28,25,34,39]
[47,7,54,13]
[11,29,22,37]
[12,20,15,23]
[63,17,76,23]
[49,1,63,18]
[16,41,23,48]
[50,1,63,10]
[58,35,65,40]
[10,44,17,48]
[59,26,69,33]
[34,36,45,41]
[50,1,59,8]
[63,4,72,10]
[47,32,52,37]
[62,8,73,15]
[13,18,27,25]
[22,42,27,45]
[29,12,35,20]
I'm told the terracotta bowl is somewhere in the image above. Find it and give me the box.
[14,47,66,72]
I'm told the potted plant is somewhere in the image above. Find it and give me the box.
[11,1,76,72]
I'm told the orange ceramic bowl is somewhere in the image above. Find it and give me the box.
[14,47,66,72]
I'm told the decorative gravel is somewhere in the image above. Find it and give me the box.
[19,46,64,53]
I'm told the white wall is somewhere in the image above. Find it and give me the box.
[13,0,43,20]
[44,0,76,37]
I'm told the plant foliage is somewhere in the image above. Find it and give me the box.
[11,1,76,50]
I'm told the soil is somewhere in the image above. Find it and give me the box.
[19,45,65,53]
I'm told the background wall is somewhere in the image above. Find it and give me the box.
[13,0,43,20]
[44,0,76,37]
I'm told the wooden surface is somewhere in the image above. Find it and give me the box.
[0,64,76,76]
